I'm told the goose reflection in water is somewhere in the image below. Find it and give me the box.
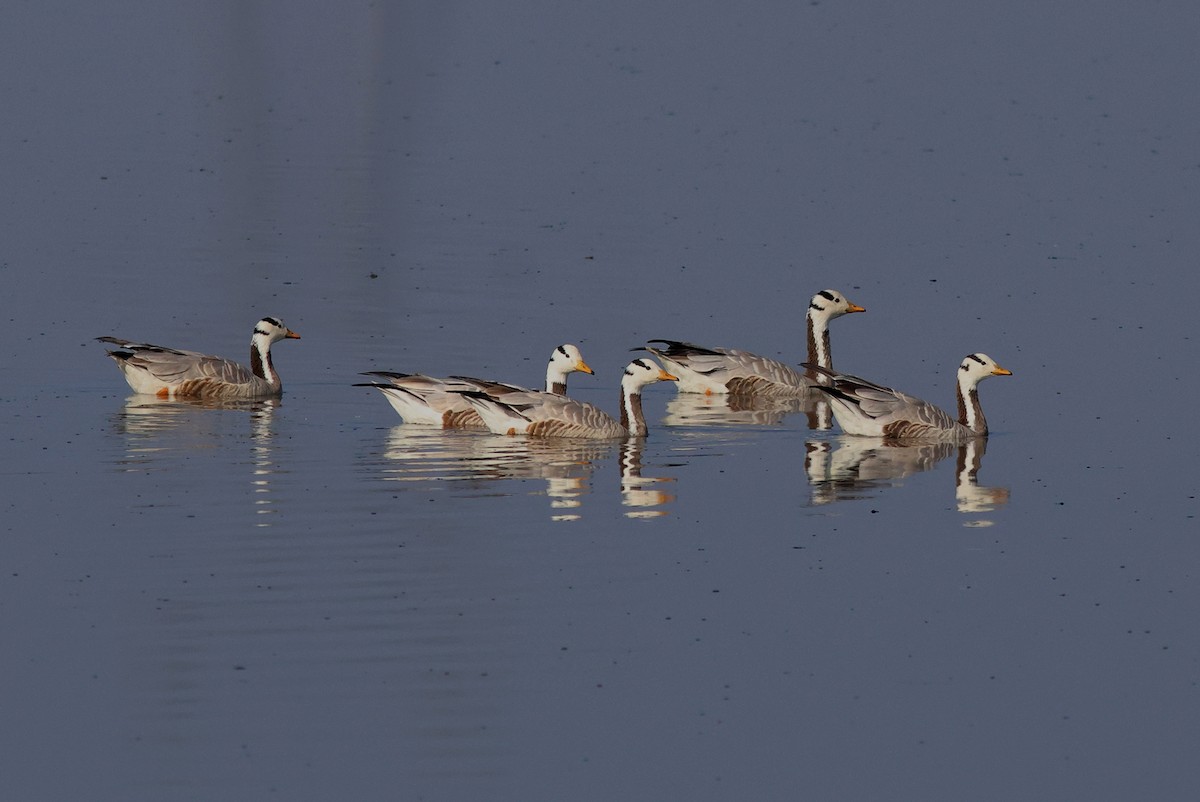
[373,427,674,521]
[804,435,1009,521]
[109,396,282,526]
[660,392,844,432]
[618,439,674,519]
[954,438,1010,523]
[111,396,279,452]
[662,393,805,428]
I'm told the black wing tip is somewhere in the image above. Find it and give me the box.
[456,388,525,409]
[359,370,413,379]
[645,339,721,356]
[800,362,836,378]
[455,389,495,401]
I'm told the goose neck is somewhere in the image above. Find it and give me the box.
[956,376,987,435]
[806,311,832,371]
[618,382,648,437]
[250,338,279,386]
[545,364,568,394]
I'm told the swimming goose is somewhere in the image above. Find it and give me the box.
[642,289,865,397]
[460,358,678,440]
[97,317,300,400]
[805,353,1012,442]
[356,344,593,428]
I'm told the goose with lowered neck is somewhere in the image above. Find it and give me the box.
[805,353,1012,442]
[356,344,593,428]
[97,317,300,400]
[642,289,865,397]
[460,358,678,440]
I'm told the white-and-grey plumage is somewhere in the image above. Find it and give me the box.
[806,353,1012,442]
[642,289,865,397]
[460,358,678,440]
[97,317,300,400]
[356,344,594,428]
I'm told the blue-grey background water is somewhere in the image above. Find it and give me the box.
[4,2,1199,799]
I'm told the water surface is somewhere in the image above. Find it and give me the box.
[4,2,1200,800]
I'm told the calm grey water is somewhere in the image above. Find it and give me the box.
[4,2,1200,800]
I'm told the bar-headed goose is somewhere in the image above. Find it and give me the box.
[642,289,865,397]
[460,358,678,440]
[356,344,593,428]
[97,317,300,400]
[804,353,1012,442]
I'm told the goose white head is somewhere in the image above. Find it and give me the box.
[546,344,594,392]
[957,353,1012,388]
[622,358,679,392]
[254,317,301,344]
[807,289,866,324]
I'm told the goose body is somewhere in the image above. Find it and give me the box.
[461,358,677,440]
[357,344,592,428]
[97,317,300,400]
[806,353,1012,442]
[643,289,865,397]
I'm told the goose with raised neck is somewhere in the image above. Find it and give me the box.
[97,317,300,400]
[805,353,1012,442]
[642,288,865,397]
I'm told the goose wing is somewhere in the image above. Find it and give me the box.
[356,372,495,427]
[465,391,625,439]
[644,340,807,395]
[519,395,624,439]
[718,351,809,395]
[98,338,256,385]
[359,371,455,392]
[449,375,533,396]
[805,363,961,440]
[360,371,524,396]
[841,381,958,439]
